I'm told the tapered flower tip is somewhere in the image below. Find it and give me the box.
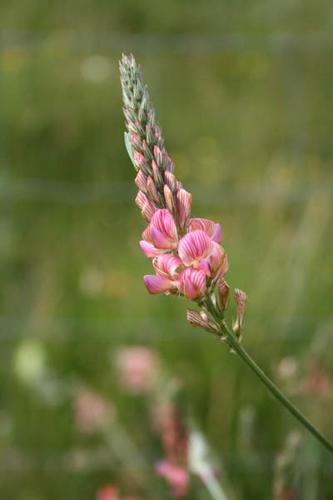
[153,254,182,278]
[179,268,207,300]
[144,275,175,294]
[178,230,213,266]
[189,218,222,243]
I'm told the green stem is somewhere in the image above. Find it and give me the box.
[206,298,333,455]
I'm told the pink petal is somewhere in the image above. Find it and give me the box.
[142,226,153,243]
[209,242,224,273]
[189,218,222,243]
[150,227,176,250]
[198,259,211,276]
[176,189,192,228]
[144,275,174,294]
[179,268,207,300]
[150,209,178,243]
[212,222,222,243]
[153,254,182,278]
[139,241,163,258]
[178,230,212,266]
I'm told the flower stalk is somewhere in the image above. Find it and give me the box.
[119,53,333,456]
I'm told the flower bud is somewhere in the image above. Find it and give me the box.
[134,170,147,192]
[186,309,217,333]
[152,159,163,186]
[217,279,230,311]
[176,189,192,228]
[163,184,176,213]
[233,288,247,338]
[135,191,155,221]
[147,176,160,203]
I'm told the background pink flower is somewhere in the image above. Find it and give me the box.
[115,347,160,394]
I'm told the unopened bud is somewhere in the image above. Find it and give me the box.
[186,309,217,333]
[152,159,163,186]
[176,188,192,228]
[147,176,160,203]
[153,145,163,167]
[135,191,155,221]
[164,171,177,191]
[134,150,146,169]
[232,288,247,338]
[135,170,147,192]
[163,184,176,213]
[218,279,230,311]
[146,124,154,145]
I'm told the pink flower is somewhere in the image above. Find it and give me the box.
[140,209,178,257]
[155,461,189,498]
[188,217,222,243]
[153,254,182,279]
[144,274,177,294]
[96,485,119,500]
[179,268,207,300]
[74,391,110,434]
[115,346,159,394]
[178,230,213,267]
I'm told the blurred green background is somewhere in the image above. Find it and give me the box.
[0,1,333,499]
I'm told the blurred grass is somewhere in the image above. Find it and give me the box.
[0,1,333,499]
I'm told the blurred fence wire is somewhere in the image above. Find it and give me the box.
[0,177,332,206]
[1,31,333,54]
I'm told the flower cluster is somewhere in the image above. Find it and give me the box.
[119,54,228,303]
[141,209,228,299]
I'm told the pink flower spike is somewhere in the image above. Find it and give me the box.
[179,268,207,300]
[189,218,222,243]
[176,189,192,228]
[153,254,182,278]
[144,275,175,294]
[178,230,213,267]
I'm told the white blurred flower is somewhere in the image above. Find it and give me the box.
[13,339,46,384]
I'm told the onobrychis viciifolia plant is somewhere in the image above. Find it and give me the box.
[119,54,333,455]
